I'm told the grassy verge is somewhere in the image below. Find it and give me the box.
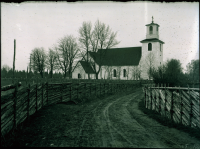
[138,97,200,140]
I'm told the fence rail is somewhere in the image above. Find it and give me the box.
[1,81,140,136]
[144,86,200,129]
[1,77,154,86]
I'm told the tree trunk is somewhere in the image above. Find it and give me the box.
[88,74,90,79]
[69,63,72,79]
[40,71,43,78]
[64,71,67,78]
[95,73,98,79]
[50,66,53,78]
[68,71,72,79]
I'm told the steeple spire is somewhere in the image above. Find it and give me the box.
[152,16,154,23]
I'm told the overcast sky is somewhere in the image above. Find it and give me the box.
[1,2,199,72]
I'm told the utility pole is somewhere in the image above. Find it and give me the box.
[27,66,28,78]
[12,39,16,84]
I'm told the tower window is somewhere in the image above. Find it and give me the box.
[148,43,152,51]
[157,26,158,31]
[123,69,126,77]
[149,26,153,34]
[78,73,81,79]
[113,69,116,77]
[160,44,162,51]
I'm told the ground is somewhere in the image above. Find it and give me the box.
[2,87,200,148]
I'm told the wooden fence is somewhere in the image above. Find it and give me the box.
[1,77,154,86]
[144,86,200,129]
[1,81,140,136]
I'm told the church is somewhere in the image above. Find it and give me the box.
[72,17,165,80]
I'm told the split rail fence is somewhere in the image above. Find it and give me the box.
[144,86,200,129]
[1,81,139,137]
[1,77,154,87]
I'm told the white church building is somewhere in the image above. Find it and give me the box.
[72,17,165,80]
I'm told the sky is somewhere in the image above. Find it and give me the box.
[1,2,199,72]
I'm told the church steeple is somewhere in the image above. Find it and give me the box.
[145,17,160,39]
[139,17,165,80]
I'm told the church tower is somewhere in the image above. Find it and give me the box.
[140,16,165,79]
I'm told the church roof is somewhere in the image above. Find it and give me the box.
[88,47,142,66]
[140,38,165,44]
[79,61,96,74]
[145,22,160,27]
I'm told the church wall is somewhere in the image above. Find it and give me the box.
[100,66,135,80]
[140,41,163,80]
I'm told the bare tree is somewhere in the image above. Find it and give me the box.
[46,47,57,78]
[132,63,142,80]
[79,21,92,79]
[30,47,47,78]
[79,19,120,79]
[145,52,155,80]
[55,35,80,78]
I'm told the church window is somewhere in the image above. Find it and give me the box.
[123,69,126,77]
[113,69,116,77]
[78,73,81,79]
[160,44,162,51]
[148,43,152,51]
[149,26,153,34]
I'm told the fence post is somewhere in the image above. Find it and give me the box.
[61,83,63,102]
[42,82,44,107]
[90,83,92,96]
[70,83,72,101]
[154,87,156,111]
[144,86,146,108]
[117,84,119,93]
[27,84,30,121]
[95,82,97,97]
[104,83,106,96]
[179,87,183,124]
[111,83,112,94]
[164,84,167,117]
[170,89,174,122]
[159,85,161,114]
[100,83,101,96]
[85,83,87,97]
[188,86,193,127]
[77,83,79,100]
[150,87,152,110]
[46,82,49,105]
[36,83,38,112]
[13,83,18,129]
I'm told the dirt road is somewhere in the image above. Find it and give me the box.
[9,87,200,148]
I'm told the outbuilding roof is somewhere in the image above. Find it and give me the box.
[89,47,142,66]
[79,61,96,74]
[140,38,165,44]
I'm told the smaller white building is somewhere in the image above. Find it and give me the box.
[72,61,96,79]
